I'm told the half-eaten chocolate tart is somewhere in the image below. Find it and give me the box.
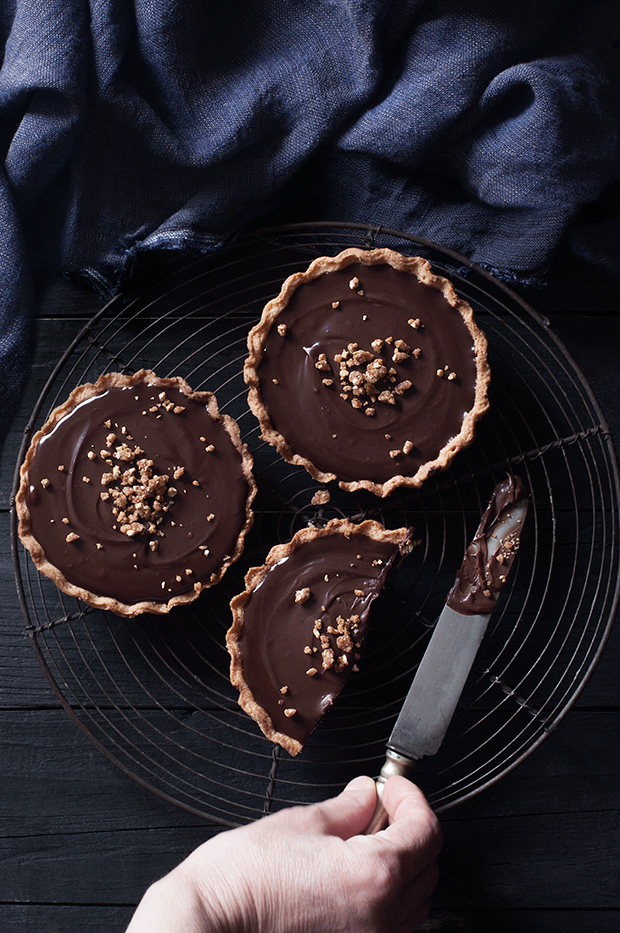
[245,247,490,497]
[227,518,415,756]
[16,370,256,617]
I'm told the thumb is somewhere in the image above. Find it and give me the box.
[278,775,378,840]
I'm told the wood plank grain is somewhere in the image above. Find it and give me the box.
[0,905,134,933]
[3,707,620,831]
[2,905,620,933]
[1,708,619,910]
[424,910,620,932]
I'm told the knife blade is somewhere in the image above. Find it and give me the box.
[365,474,528,833]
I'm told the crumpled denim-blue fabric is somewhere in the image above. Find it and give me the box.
[0,0,618,443]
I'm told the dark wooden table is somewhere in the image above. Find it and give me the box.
[1,261,619,933]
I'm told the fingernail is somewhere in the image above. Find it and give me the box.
[344,775,371,793]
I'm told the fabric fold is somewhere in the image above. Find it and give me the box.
[0,0,618,445]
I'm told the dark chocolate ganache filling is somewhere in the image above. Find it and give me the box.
[237,528,411,747]
[447,474,528,615]
[258,263,478,483]
[22,381,252,605]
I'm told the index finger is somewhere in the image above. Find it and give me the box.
[379,776,442,861]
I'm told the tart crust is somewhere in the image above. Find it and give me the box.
[16,369,256,617]
[245,247,490,497]
[227,518,414,755]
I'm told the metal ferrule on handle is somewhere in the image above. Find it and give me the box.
[363,747,418,834]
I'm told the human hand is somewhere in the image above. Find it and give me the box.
[126,775,441,933]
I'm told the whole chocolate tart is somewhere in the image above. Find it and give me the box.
[227,519,415,756]
[16,370,256,617]
[245,247,490,497]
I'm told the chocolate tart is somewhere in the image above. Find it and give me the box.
[16,370,256,617]
[227,519,415,756]
[245,247,490,497]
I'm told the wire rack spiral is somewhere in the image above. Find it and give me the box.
[11,223,620,826]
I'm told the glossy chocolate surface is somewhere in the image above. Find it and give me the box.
[22,381,252,605]
[237,528,410,747]
[258,262,477,483]
[447,474,528,615]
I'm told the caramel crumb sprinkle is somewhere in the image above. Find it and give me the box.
[57,464,65,472]
[82,476,91,484]
[354,589,364,597]
[205,444,215,453]
[349,276,360,290]
[295,587,311,604]
[389,449,401,459]
[66,532,79,543]
[87,450,96,460]
[272,378,279,385]
[40,478,51,489]
[331,300,340,308]
[447,371,457,381]
[207,513,215,522]
[280,685,289,695]
[304,646,313,655]
[277,323,288,336]
[96,543,103,550]
[283,708,296,718]
[436,368,444,377]
[314,355,331,372]
[408,318,421,329]
[306,668,318,677]
[403,440,414,454]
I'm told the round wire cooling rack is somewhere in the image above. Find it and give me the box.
[11,222,620,826]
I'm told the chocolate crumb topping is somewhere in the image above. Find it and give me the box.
[16,370,256,616]
[245,247,490,496]
[227,519,415,756]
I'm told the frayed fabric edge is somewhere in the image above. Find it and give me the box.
[66,224,551,302]
[65,227,234,300]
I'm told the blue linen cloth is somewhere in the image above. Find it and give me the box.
[1,0,618,444]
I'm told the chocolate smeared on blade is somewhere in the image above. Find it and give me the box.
[447,474,529,615]
[227,520,415,756]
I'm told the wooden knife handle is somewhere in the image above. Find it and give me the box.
[363,748,418,834]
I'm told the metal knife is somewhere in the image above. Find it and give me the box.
[365,474,529,833]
